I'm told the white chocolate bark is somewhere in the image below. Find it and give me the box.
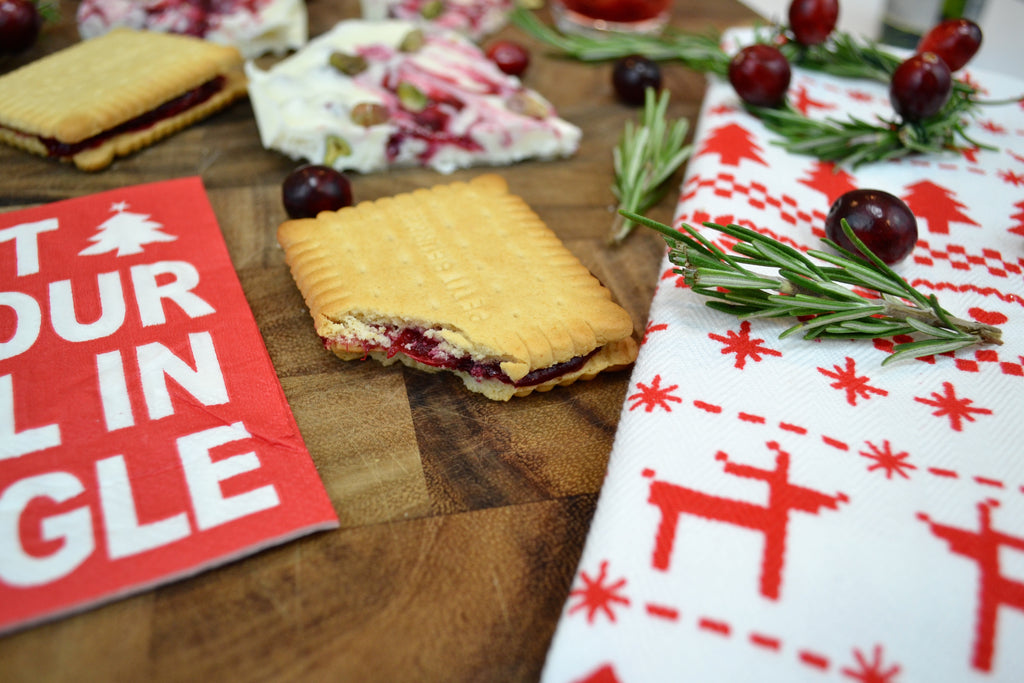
[359,0,514,41]
[246,19,581,174]
[76,0,308,58]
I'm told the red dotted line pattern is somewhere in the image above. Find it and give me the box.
[684,394,1023,497]
[641,601,833,674]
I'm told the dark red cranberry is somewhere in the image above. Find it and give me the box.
[889,52,952,122]
[825,189,918,265]
[414,103,448,131]
[728,44,791,108]
[917,18,982,71]
[787,0,839,46]
[611,55,662,106]
[282,165,353,219]
[485,40,530,77]
[0,0,41,55]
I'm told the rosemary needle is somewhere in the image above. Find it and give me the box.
[610,88,692,245]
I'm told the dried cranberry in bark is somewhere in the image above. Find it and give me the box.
[889,52,952,122]
[728,44,791,108]
[282,165,353,219]
[917,18,983,71]
[787,0,839,46]
[825,189,918,265]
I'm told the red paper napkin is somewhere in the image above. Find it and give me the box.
[0,178,338,635]
[542,34,1024,682]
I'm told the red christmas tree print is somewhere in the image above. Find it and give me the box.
[709,320,782,369]
[575,664,621,683]
[914,381,993,431]
[647,442,847,599]
[859,440,916,479]
[919,500,1024,672]
[568,560,630,624]
[841,644,902,682]
[697,122,767,167]
[798,160,858,203]
[818,357,888,406]
[1008,200,1024,237]
[628,374,683,412]
[901,181,979,235]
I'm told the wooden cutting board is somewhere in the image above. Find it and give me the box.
[0,0,756,679]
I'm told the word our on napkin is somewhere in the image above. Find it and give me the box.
[0,177,338,635]
[542,35,1024,683]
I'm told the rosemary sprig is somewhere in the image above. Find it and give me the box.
[749,82,988,166]
[511,7,1011,166]
[509,6,730,75]
[627,211,1002,364]
[611,88,692,244]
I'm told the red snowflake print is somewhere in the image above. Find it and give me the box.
[998,169,1024,187]
[846,88,874,102]
[860,440,916,479]
[792,83,835,116]
[568,560,630,624]
[708,103,736,116]
[628,374,683,412]
[979,119,1006,134]
[709,320,782,369]
[818,357,888,406]
[960,145,981,163]
[841,644,902,682]
[914,381,993,431]
[642,320,668,344]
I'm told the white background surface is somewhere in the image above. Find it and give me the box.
[737,0,1023,76]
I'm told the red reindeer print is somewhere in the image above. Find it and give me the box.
[919,500,1024,672]
[914,382,993,432]
[628,375,683,413]
[841,644,902,682]
[568,560,631,624]
[647,442,848,599]
[709,320,783,369]
[818,357,888,406]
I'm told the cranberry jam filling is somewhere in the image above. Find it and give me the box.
[326,326,597,387]
[36,76,226,158]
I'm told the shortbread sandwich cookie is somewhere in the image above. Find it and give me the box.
[277,174,638,401]
[246,19,581,174]
[0,29,247,171]
[77,0,308,58]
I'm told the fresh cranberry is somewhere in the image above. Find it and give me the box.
[0,0,41,55]
[282,165,353,219]
[485,40,530,77]
[611,54,661,106]
[787,0,839,46]
[825,189,918,265]
[728,44,791,108]
[917,18,983,71]
[889,52,952,122]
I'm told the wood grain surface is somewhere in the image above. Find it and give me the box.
[0,1,756,680]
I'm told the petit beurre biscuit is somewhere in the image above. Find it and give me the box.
[277,174,639,401]
[0,28,247,171]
